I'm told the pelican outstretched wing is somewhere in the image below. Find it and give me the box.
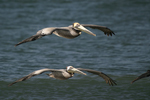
[81,24,115,36]
[15,29,48,47]
[15,34,45,47]
[77,68,117,86]
[131,70,150,84]
[8,68,60,86]
[15,28,68,47]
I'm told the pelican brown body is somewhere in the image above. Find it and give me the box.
[15,22,115,46]
[8,66,117,86]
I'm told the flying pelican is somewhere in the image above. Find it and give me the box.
[15,22,115,46]
[8,66,117,86]
[131,70,150,84]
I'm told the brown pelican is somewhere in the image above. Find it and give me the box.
[8,66,117,86]
[131,70,150,84]
[15,22,115,46]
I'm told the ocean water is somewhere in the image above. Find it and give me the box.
[0,0,150,100]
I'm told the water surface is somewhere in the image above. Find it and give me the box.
[0,0,150,100]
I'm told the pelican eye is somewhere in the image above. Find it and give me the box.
[75,24,80,28]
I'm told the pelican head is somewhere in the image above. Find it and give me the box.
[66,66,86,75]
[73,22,96,36]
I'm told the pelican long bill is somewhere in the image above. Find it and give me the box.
[67,66,86,75]
[75,24,96,36]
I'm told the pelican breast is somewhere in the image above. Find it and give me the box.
[53,27,81,39]
[51,70,73,80]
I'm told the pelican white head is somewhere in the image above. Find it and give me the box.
[66,66,86,75]
[73,22,96,36]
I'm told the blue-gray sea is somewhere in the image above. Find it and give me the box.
[0,0,150,100]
